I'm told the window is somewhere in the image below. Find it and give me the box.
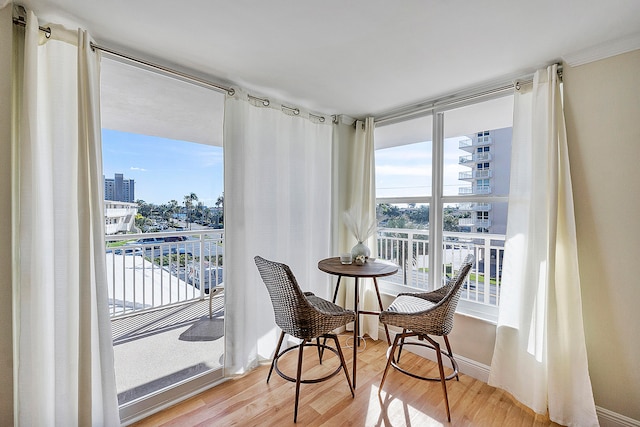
[375,94,513,321]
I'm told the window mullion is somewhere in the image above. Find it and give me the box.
[430,112,444,291]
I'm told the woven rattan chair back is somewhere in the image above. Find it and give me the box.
[381,254,474,337]
[427,253,474,336]
[254,256,317,339]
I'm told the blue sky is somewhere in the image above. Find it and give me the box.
[374,137,468,198]
[102,129,223,206]
[102,129,468,206]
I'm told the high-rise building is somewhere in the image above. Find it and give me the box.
[457,127,512,234]
[104,173,135,203]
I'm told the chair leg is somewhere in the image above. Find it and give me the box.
[267,331,286,383]
[330,334,354,397]
[316,337,323,364]
[443,335,459,381]
[294,340,306,423]
[426,336,451,422]
[379,332,402,392]
[397,328,407,362]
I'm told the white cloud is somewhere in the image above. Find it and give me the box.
[130,167,147,172]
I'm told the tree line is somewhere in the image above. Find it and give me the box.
[377,203,469,231]
[135,193,224,231]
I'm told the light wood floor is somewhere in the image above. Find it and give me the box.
[132,334,559,427]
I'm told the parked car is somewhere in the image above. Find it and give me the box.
[114,247,144,256]
[135,237,164,245]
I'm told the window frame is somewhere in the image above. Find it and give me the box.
[375,94,513,323]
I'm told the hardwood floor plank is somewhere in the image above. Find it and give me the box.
[131,334,561,427]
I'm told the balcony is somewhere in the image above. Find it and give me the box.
[105,229,225,408]
[458,171,473,180]
[458,136,493,151]
[474,169,492,178]
[459,185,493,195]
[458,218,492,228]
[458,203,492,211]
[458,138,473,149]
[458,152,493,164]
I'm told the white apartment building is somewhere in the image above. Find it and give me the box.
[457,127,512,234]
[104,200,138,235]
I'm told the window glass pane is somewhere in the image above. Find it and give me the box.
[375,115,432,198]
[443,96,513,197]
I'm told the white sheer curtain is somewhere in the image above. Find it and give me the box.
[13,11,119,426]
[331,116,379,339]
[223,90,333,375]
[488,65,598,426]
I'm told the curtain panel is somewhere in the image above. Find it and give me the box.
[223,91,333,375]
[13,11,119,426]
[488,65,598,426]
[331,116,380,339]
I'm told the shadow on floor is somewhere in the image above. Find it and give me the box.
[179,314,225,342]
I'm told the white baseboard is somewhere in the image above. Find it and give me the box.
[377,327,639,427]
[596,406,640,427]
[378,326,490,383]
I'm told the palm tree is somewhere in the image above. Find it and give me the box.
[183,193,198,229]
[215,193,224,226]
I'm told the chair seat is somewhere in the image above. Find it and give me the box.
[385,295,435,314]
[306,293,353,316]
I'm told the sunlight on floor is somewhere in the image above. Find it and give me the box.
[365,384,444,427]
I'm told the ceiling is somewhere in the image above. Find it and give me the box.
[16,0,640,119]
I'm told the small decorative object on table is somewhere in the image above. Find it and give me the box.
[354,254,366,265]
[344,205,376,261]
[340,253,353,265]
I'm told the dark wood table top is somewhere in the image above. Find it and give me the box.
[318,257,398,278]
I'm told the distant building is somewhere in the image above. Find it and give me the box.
[104,173,135,202]
[457,127,512,234]
[104,200,138,235]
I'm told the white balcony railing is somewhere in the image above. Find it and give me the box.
[458,218,492,227]
[105,227,501,316]
[376,228,504,307]
[458,136,492,149]
[459,152,493,164]
[458,203,492,211]
[474,186,492,194]
[474,169,492,179]
[105,229,224,318]
[475,152,492,161]
[459,171,473,180]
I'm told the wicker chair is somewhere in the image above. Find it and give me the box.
[254,256,355,423]
[378,254,474,422]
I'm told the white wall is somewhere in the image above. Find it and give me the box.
[0,4,14,426]
[564,49,640,422]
